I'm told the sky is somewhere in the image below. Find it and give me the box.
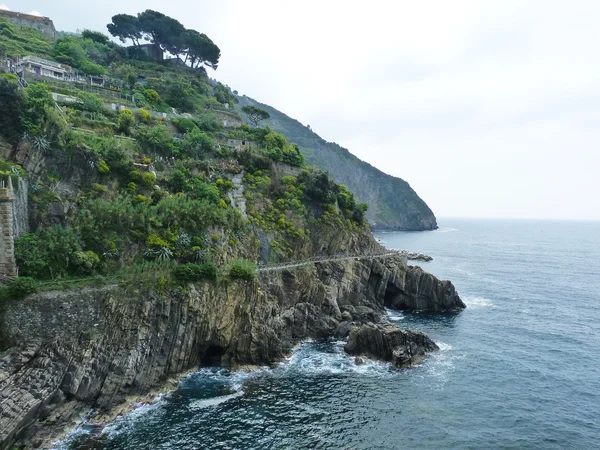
[3,1,600,220]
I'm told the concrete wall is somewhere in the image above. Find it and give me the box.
[0,11,56,38]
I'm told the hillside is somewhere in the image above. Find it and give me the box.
[0,11,464,449]
[237,96,438,231]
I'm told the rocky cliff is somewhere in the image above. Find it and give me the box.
[236,96,438,231]
[0,256,464,449]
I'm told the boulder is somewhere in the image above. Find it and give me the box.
[344,323,438,368]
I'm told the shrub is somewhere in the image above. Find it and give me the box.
[135,125,175,156]
[137,109,152,125]
[144,89,161,103]
[140,172,157,189]
[72,251,100,275]
[229,259,256,281]
[173,263,218,282]
[8,277,38,298]
[117,109,136,134]
[132,194,151,205]
[97,160,110,174]
[146,234,171,249]
[179,129,214,158]
[171,118,198,134]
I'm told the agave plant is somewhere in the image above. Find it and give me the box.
[176,232,191,249]
[194,248,207,263]
[22,132,52,155]
[155,246,173,261]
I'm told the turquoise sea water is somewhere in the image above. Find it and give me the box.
[58,219,600,449]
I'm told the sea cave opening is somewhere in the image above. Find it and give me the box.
[383,282,403,309]
[202,345,226,366]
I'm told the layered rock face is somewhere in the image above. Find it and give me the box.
[0,257,464,449]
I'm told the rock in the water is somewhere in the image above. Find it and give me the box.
[406,252,433,262]
[345,323,439,368]
[354,356,367,365]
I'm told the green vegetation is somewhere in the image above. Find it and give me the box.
[229,259,256,281]
[0,9,370,295]
[241,105,270,126]
[107,10,220,69]
[236,97,438,230]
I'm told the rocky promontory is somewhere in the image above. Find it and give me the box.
[0,256,464,449]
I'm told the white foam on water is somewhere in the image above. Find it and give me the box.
[434,227,458,233]
[385,308,405,321]
[463,296,496,309]
[276,341,392,378]
[89,394,167,442]
[189,390,245,409]
[423,341,461,386]
[49,427,94,450]
[436,341,453,352]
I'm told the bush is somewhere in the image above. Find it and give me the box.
[138,109,152,125]
[179,129,214,158]
[229,259,256,281]
[7,277,38,298]
[72,250,100,275]
[97,160,110,174]
[173,263,218,282]
[140,172,157,189]
[117,109,136,134]
[144,89,161,103]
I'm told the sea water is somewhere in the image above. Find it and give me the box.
[56,219,600,449]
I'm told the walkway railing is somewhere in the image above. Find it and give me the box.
[257,250,407,273]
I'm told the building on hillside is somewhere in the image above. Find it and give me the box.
[218,138,257,152]
[16,55,74,81]
[0,9,57,38]
[137,44,164,61]
[216,110,244,128]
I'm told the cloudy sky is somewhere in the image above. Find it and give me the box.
[4,1,599,220]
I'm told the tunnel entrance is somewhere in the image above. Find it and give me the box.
[202,345,226,366]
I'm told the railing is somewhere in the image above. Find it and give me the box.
[257,250,407,272]
[20,55,66,70]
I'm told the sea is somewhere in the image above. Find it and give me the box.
[55,219,600,450]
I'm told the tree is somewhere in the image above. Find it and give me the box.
[242,106,270,126]
[183,30,220,69]
[81,29,110,44]
[21,83,54,135]
[137,10,186,58]
[107,14,143,47]
[0,78,25,146]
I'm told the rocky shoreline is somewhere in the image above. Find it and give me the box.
[0,257,465,449]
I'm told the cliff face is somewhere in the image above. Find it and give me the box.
[0,256,464,449]
[236,96,438,231]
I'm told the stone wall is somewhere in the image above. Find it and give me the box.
[1,286,112,345]
[0,10,57,38]
[0,180,16,282]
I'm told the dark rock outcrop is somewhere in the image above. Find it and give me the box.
[382,264,466,312]
[345,323,439,368]
[0,256,463,449]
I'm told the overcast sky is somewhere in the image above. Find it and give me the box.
[4,1,600,220]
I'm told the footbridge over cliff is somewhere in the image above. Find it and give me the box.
[257,250,408,273]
